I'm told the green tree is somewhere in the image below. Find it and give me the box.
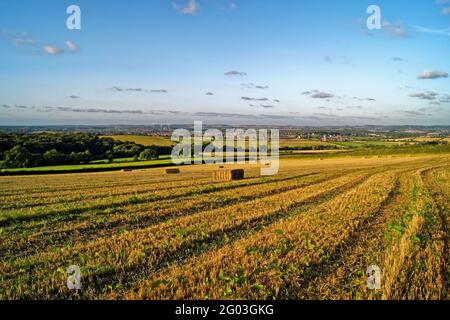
[69,151,91,164]
[138,148,159,161]
[43,149,66,166]
[2,145,32,168]
[105,150,114,163]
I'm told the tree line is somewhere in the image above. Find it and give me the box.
[0,132,172,169]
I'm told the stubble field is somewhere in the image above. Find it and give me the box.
[0,155,448,300]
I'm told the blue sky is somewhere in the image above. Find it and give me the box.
[0,0,449,126]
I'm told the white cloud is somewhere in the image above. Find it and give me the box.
[43,46,63,55]
[302,90,335,99]
[110,86,168,93]
[311,92,334,99]
[413,25,450,36]
[241,96,269,101]
[241,83,269,89]
[66,40,78,52]
[173,0,198,15]
[408,91,439,100]
[383,20,407,38]
[2,30,35,46]
[440,95,450,103]
[418,70,448,79]
[225,70,247,76]
[12,38,34,45]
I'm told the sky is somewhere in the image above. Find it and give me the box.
[0,0,449,126]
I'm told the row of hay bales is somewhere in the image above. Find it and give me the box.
[164,167,245,181]
[124,166,247,181]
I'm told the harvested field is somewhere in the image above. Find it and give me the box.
[0,155,448,300]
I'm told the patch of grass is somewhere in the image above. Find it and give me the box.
[0,158,174,174]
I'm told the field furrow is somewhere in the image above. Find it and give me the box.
[121,170,398,299]
[420,166,450,299]
[0,171,328,259]
[380,167,447,299]
[0,170,371,299]
[0,155,448,300]
[297,166,443,299]
[0,170,301,226]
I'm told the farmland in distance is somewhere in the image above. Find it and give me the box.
[101,135,175,147]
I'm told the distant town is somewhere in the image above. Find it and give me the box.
[1,125,449,140]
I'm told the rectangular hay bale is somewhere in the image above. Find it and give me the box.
[213,169,244,181]
[165,168,180,174]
